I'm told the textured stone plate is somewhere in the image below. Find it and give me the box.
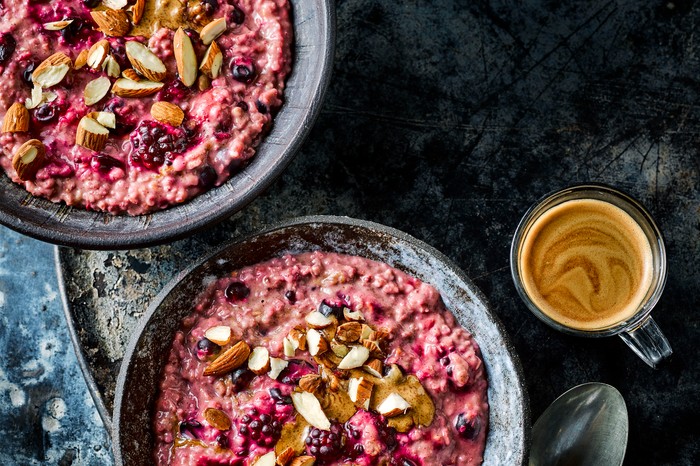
[0,0,335,249]
[112,216,530,465]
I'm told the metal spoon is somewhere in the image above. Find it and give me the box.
[529,382,629,466]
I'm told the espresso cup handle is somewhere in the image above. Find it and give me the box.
[618,316,672,368]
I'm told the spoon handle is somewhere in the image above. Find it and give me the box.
[618,316,672,369]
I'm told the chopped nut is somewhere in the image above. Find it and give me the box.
[335,322,362,343]
[12,139,45,181]
[248,346,271,375]
[299,374,323,395]
[276,447,295,466]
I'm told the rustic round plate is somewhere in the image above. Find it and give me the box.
[0,0,335,249]
[113,216,530,465]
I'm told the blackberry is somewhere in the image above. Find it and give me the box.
[455,412,481,440]
[224,281,250,301]
[129,120,190,170]
[157,79,192,102]
[305,422,346,463]
[237,408,282,447]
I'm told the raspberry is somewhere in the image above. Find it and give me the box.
[129,120,190,170]
[305,422,346,463]
[237,408,282,447]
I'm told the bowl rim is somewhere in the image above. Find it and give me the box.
[0,0,336,250]
[112,215,531,465]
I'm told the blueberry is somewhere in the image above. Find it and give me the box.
[196,337,221,361]
[61,18,90,44]
[90,154,124,172]
[0,33,16,65]
[455,412,481,440]
[228,4,245,24]
[179,419,203,439]
[236,101,249,112]
[255,100,268,114]
[230,368,255,392]
[22,62,36,87]
[230,57,255,83]
[278,359,315,385]
[202,0,219,14]
[224,281,250,301]
[198,165,218,189]
[284,290,296,304]
[269,388,292,405]
[216,432,230,449]
[82,0,101,7]
[34,104,56,123]
[318,300,343,319]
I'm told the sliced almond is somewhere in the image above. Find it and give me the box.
[103,55,121,78]
[126,40,167,82]
[173,27,197,87]
[102,0,128,9]
[343,308,365,321]
[289,457,315,466]
[337,345,370,370]
[203,407,231,431]
[12,139,45,181]
[336,322,362,343]
[276,446,295,466]
[348,377,373,410]
[74,50,89,70]
[76,117,109,152]
[299,374,323,395]
[2,103,30,133]
[84,76,112,106]
[268,357,288,380]
[25,85,44,110]
[200,17,227,45]
[360,324,373,340]
[87,111,116,129]
[307,329,328,356]
[330,342,349,358]
[32,53,72,88]
[377,392,411,417]
[44,20,73,31]
[363,358,383,378]
[248,346,271,375]
[283,337,296,357]
[204,326,231,346]
[199,41,223,79]
[291,391,330,430]
[253,452,276,466]
[87,40,110,69]
[111,78,164,97]
[90,9,131,37]
[121,68,142,81]
[129,0,145,25]
[151,101,184,126]
[305,311,336,329]
[288,327,307,351]
[203,340,250,377]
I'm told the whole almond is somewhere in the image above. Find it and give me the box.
[151,101,185,126]
[12,139,45,181]
[90,9,131,37]
[299,374,323,394]
[129,0,145,25]
[203,407,231,431]
[2,103,30,133]
[335,322,362,343]
[203,341,250,376]
[276,447,295,466]
[174,28,198,87]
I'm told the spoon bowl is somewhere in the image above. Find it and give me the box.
[530,382,629,466]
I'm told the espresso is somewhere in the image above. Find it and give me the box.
[519,198,653,330]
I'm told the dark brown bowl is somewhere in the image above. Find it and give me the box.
[113,216,530,465]
[0,0,335,250]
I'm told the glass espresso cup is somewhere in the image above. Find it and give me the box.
[510,184,672,368]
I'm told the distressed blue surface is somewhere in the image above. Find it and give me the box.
[0,226,112,465]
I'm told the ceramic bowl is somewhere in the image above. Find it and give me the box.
[0,0,335,249]
[113,216,530,465]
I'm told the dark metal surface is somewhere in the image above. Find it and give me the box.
[112,217,528,466]
[0,0,335,250]
[8,0,700,463]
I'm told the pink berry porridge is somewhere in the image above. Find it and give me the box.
[0,0,292,215]
[154,252,490,466]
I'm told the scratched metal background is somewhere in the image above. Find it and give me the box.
[4,0,700,464]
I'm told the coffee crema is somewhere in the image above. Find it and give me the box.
[519,198,653,330]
